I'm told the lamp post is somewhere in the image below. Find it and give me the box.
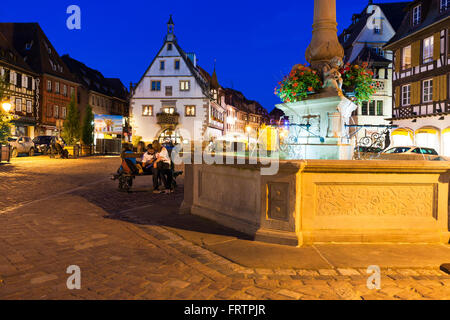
[246,125,251,152]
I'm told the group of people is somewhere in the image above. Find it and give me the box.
[116,140,173,194]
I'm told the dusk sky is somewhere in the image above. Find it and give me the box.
[0,0,407,111]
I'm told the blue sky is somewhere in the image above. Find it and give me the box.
[0,0,406,111]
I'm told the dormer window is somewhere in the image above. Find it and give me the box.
[167,43,173,51]
[413,5,421,26]
[441,0,449,12]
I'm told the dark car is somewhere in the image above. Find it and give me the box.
[33,136,56,154]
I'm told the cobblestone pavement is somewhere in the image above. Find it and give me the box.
[0,156,450,300]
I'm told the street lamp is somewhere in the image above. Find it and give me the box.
[246,125,251,152]
[1,102,12,113]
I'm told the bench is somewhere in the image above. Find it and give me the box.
[117,153,182,192]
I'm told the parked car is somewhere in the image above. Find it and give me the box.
[378,146,448,161]
[33,136,56,154]
[353,146,383,160]
[8,136,35,157]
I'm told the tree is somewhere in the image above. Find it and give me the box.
[0,76,12,144]
[62,95,81,145]
[81,105,94,146]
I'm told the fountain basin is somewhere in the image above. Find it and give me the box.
[181,160,450,246]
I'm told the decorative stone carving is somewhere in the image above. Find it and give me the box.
[316,184,435,217]
[322,57,344,92]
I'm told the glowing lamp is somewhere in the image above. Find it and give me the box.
[2,102,12,113]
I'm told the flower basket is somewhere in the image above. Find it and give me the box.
[275,64,322,103]
[340,62,376,104]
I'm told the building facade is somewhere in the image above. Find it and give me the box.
[339,1,409,144]
[0,23,80,137]
[130,17,227,145]
[385,0,450,156]
[0,31,37,138]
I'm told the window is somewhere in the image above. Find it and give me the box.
[55,82,60,94]
[142,105,153,116]
[62,106,67,119]
[377,101,384,116]
[185,105,196,117]
[369,100,376,116]
[165,86,173,96]
[15,98,22,112]
[167,43,173,51]
[402,45,412,69]
[70,87,75,97]
[361,101,368,115]
[413,5,421,26]
[174,60,180,70]
[423,36,434,63]
[374,27,381,34]
[151,81,161,91]
[54,105,59,118]
[63,85,67,97]
[27,77,33,90]
[16,73,22,88]
[47,80,52,92]
[441,0,449,12]
[180,80,190,91]
[26,100,32,113]
[423,79,433,103]
[402,84,411,106]
[163,107,175,114]
[160,61,165,70]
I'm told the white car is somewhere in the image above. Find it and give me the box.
[8,136,36,157]
[379,146,448,161]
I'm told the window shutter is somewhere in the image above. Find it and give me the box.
[433,76,440,102]
[411,41,421,67]
[395,86,400,107]
[440,75,447,101]
[32,78,35,90]
[433,32,440,61]
[395,49,401,71]
[411,82,420,105]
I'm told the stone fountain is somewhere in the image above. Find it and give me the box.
[277,0,358,160]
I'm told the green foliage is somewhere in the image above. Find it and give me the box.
[62,95,81,145]
[340,62,377,104]
[275,64,322,103]
[0,76,12,143]
[81,105,95,145]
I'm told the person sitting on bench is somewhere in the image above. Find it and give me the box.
[152,140,173,194]
[141,145,156,174]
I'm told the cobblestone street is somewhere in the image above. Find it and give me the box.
[0,156,450,300]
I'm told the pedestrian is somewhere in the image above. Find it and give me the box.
[151,140,173,193]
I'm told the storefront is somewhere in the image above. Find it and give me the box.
[94,114,123,154]
[10,116,37,139]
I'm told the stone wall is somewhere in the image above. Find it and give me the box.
[182,160,450,246]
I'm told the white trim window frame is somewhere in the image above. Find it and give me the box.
[423,79,433,103]
[26,100,32,114]
[441,0,449,12]
[15,98,22,112]
[423,36,434,64]
[402,84,411,106]
[402,45,412,70]
[413,5,421,26]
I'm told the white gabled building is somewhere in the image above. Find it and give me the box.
[130,16,226,145]
[338,1,409,147]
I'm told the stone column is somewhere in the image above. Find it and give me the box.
[305,0,344,68]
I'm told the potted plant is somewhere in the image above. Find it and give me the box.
[274,64,322,103]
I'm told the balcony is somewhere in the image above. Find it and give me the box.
[157,112,180,127]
